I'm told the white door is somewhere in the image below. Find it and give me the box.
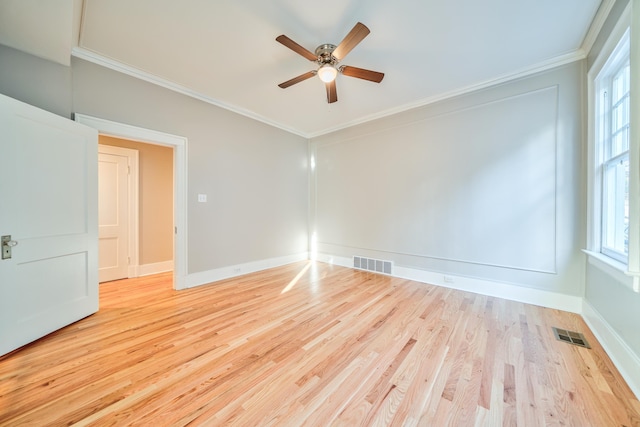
[0,94,98,357]
[98,145,137,282]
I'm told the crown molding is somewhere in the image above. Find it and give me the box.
[307,49,586,138]
[73,46,585,140]
[581,0,617,55]
[71,47,308,138]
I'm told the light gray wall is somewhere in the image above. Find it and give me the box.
[0,45,309,275]
[0,44,72,117]
[311,62,585,296]
[585,263,640,355]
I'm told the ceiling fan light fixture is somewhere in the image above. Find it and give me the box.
[317,64,338,83]
[276,23,382,103]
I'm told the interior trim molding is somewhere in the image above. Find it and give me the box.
[584,250,634,291]
[185,252,309,289]
[74,113,189,290]
[581,0,617,55]
[307,50,584,138]
[71,47,308,139]
[71,46,583,139]
[582,300,640,399]
[136,260,174,277]
[316,225,558,274]
[314,253,583,313]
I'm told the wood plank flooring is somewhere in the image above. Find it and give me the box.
[0,261,638,426]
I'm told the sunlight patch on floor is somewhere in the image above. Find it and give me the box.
[281,261,312,294]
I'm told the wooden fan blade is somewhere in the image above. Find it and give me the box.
[340,66,384,83]
[278,71,316,88]
[276,35,317,61]
[332,22,370,61]
[326,80,337,103]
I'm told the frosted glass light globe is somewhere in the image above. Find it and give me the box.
[317,64,338,83]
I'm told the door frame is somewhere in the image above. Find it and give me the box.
[75,114,188,290]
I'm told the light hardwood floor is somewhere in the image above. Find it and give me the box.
[1,261,638,426]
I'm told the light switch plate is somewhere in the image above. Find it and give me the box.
[198,194,207,203]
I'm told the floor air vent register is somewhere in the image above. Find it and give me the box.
[552,327,590,348]
[353,256,393,275]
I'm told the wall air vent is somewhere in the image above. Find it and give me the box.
[353,256,393,275]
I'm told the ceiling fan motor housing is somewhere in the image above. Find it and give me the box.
[315,44,337,65]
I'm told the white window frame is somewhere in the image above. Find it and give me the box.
[598,40,630,263]
[587,3,640,292]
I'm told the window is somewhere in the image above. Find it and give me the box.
[594,30,630,264]
[600,61,630,262]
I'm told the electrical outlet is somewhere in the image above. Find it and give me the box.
[444,275,454,283]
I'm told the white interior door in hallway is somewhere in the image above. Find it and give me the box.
[98,145,138,283]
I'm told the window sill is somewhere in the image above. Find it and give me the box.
[583,250,638,292]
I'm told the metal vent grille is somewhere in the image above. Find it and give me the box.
[552,327,590,348]
[353,256,393,275]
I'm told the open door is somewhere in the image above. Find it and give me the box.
[0,94,98,356]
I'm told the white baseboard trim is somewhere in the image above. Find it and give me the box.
[185,252,309,289]
[395,266,583,313]
[135,260,174,277]
[314,253,583,313]
[582,301,640,399]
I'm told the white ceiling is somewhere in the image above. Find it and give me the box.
[1,0,605,137]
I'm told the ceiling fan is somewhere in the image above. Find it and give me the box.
[276,22,384,103]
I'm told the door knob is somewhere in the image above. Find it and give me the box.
[2,235,18,260]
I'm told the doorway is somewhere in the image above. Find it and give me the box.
[99,137,176,283]
[75,114,188,290]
